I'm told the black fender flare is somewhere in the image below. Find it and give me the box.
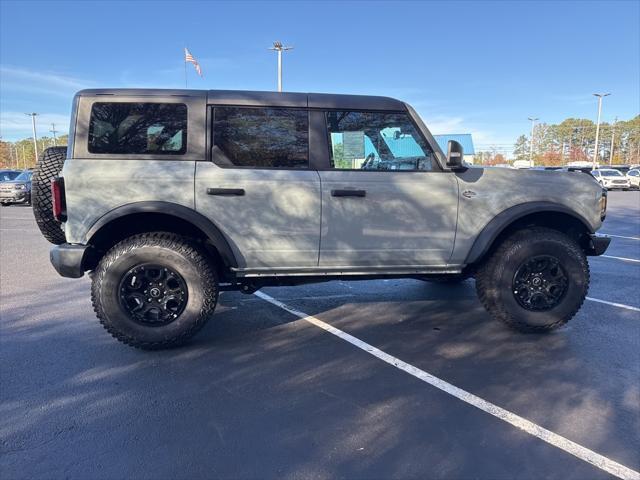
[85,201,238,268]
[464,202,594,264]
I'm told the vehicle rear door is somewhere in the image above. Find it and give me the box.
[196,106,321,270]
[315,109,458,267]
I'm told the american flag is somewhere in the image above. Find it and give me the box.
[184,48,202,77]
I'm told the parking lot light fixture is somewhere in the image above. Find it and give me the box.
[25,112,39,164]
[592,93,610,170]
[528,117,538,167]
[269,41,293,92]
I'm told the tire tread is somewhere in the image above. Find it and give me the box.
[32,146,67,245]
[91,232,218,349]
[476,227,589,332]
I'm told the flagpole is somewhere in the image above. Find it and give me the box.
[184,48,188,88]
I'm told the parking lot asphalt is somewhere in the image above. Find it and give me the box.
[1,192,639,480]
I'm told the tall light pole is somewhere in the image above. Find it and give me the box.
[269,41,293,92]
[592,93,610,169]
[25,113,39,165]
[528,117,538,167]
[50,123,59,146]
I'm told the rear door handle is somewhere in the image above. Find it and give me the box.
[207,188,245,196]
[331,189,366,197]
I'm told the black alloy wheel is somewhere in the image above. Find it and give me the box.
[119,264,188,326]
[512,255,568,311]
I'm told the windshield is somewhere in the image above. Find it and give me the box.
[0,171,20,181]
[600,170,623,177]
[14,171,32,181]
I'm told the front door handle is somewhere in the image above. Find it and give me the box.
[331,189,366,197]
[207,188,245,196]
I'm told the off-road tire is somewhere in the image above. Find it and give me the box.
[32,146,67,245]
[476,227,589,332]
[91,233,218,350]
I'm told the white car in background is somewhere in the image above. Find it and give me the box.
[591,169,631,190]
[626,169,640,189]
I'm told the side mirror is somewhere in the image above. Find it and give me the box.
[446,140,465,169]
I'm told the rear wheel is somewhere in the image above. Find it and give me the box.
[476,227,589,332]
[91,233,218,349]
[32,146,67,244]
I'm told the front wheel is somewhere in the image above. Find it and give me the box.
[91,233,218,349]
[476,227,589,332]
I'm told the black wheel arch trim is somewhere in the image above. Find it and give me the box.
[84,201,238,268]
[464,202,595,265]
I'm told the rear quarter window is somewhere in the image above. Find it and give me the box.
[88,103,187,155]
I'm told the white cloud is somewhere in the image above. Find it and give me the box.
[421,115,466,134]
[0,65,93,98]
[0,111,70,140]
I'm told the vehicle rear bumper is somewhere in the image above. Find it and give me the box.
[585,234,611,256]
[50,243,94,278]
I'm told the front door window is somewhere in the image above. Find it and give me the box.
[325,111,435,171]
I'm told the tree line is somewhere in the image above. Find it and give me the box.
[477,115,640,166]
[0,135,69,170]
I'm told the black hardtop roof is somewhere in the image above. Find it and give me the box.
[75,89,407,111]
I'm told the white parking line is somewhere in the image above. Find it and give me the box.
[601,255,640,263]
[603,233,640,241]
[586,297,640,312]
[255,290,640,480]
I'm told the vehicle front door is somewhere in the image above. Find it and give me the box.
[317,110,458,267]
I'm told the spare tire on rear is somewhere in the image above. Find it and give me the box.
[32,146,67,245]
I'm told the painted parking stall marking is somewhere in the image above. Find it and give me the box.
[586,297,640,312]
[602,233,640,241]
[600,255,640,264]
[255,290,640,480]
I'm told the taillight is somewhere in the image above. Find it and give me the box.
[51,177,66,222]
[599,189,607,221]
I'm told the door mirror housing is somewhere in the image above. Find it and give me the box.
[446,140,465,170]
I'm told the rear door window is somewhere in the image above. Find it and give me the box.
[212,107,308,168]
[88,103,187,154]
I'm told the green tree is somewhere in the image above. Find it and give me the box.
[513,135,529,160]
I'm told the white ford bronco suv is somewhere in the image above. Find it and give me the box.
[31,89,610,349]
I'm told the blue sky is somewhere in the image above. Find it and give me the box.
[1,0,638,150]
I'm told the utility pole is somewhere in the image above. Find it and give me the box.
[269,41,293,92]
[528,117,538,167]
[9,143,16,169]
[592,93,610,169]
[50,123,59,146]
[609,117,617,165]
[25,113,39,164]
